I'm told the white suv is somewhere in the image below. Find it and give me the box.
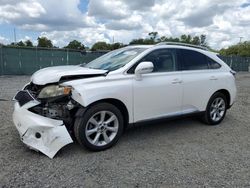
[13,43,237,158]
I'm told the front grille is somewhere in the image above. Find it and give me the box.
[14,90,35,106]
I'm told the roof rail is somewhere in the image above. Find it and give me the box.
[156,42,209,51]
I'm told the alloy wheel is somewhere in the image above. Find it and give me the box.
[210,97,226,122]
[85,110,119,146]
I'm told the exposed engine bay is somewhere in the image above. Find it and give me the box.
[12,64,115,158]
[23,82,79,132]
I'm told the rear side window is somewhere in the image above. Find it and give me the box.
[178,49,209,70]
[207,57,221,69]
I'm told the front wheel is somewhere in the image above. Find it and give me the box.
[202,92,227,125]
[74,103,124,151]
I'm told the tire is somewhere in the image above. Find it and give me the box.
[202,92,228,125]
[74,103,124,151]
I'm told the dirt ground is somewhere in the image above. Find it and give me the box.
[0,73,249,187]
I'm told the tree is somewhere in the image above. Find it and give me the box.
[64,40,85,50]
[148,32,158,42]
[129,33,208,47]
[8,42,15,46]
[25,40,33,47]
[37,37,53,48]
[220,41,250,57]
[200,35,207,46]
[129,38,145,45]
[91,42,111,51]
[180,34,192,43]
[158,36,180,43]
[110,42,124,50]
[16,41,25,47]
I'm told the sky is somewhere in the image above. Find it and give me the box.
[0,0,250,49]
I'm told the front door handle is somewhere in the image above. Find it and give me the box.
[172,78,182,84]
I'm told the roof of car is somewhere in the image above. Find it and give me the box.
[156,42,209,51]
[128,42,210,52]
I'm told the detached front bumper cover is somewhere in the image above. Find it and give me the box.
[13,91,73,158]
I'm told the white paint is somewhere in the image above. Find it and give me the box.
[13,102,73,158]
[13,44,237,158]
[31,65,107,85]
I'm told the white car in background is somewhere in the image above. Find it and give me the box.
[13,43,237,158]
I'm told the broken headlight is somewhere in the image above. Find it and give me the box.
[38,85,72,99]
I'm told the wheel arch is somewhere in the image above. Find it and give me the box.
[213,89,231,108]
[80,98,130,129]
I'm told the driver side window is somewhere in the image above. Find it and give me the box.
[128,49,177,74]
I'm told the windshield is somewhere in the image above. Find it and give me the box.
[82,47,146,71]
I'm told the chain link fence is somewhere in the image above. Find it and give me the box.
[0,46,106,75]
[0,45,249,75]
[218,55,250,72]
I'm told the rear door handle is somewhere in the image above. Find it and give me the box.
[172,78,182,84]
[210,76,218,80]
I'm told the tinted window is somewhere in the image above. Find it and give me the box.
[207,57,221,69]
[128,49,176,73]
[179,49,209,70]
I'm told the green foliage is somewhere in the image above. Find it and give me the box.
[25,40,33,47]
[16,41,25,47]
[37,37,53,48]
[8,42,15,46]
[148,32,159,41]
[91,42,110,51]
[91,42,124,51]
[129,38,147,45]
[129,33,208,47]
[8,40,33,47]
[220,41,250,57]
[64,40,85,50]
[110,42,124,50]
[200,35,207,46]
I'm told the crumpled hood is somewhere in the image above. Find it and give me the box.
[31,65,107,85]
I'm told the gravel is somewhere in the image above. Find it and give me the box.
[0,73,249,187]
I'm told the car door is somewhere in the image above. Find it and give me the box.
[177,49,221,113]
[130,48,183,122]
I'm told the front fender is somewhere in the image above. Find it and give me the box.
[70,79,133,123]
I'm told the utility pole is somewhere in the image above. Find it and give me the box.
[239,37,243,43]
[13,28,17,44]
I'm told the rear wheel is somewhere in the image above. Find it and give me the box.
[74,103,124,151]
[202,92,227,125]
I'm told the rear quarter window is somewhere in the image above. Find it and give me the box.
[207,57,221,69]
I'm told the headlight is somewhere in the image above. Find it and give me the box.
[38,85,72,99]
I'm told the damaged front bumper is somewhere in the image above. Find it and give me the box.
[13,91,73,158]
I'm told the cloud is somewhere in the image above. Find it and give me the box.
[88,0,129,20]
[0,0,250,49]
[0,0,46,23]
[0,0,95,31]
[105,14,143,30]
[0,35,9,44]
[180,5,223,27]
[121,0,155,10]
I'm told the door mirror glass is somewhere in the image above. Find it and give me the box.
[135,61,154,80]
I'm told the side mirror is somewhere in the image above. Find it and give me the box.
[135,61,154,80]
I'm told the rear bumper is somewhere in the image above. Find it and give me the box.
[13,99,73,158]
